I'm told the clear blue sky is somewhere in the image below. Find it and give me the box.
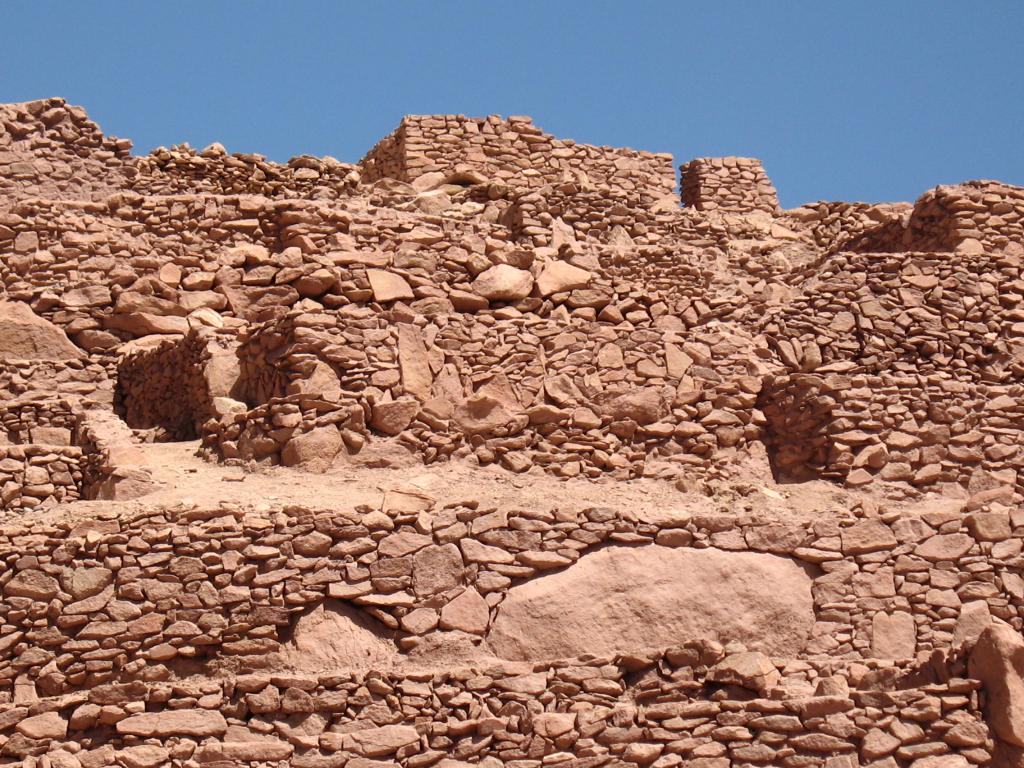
[3,2,1022,208]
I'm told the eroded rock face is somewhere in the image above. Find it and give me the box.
[487,545,814,660]
[116,709,227,738]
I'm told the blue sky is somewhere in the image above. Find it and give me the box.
[3,2,1022,208]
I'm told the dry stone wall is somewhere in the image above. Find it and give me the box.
[74,410,156,504]
[128,145,360,201]
[197,304,774,479]
[0,494,1016,765]
[4,100,1019,496]
[0,399,90,514]
[359,115,676,202]
[782,201,912,254]
[2,98,1024,766]
[0,656,993,768]
[1,494,1022,694]
[846,182,1024,254]
[0,397,78,445]
[760,373,1024,494]
[0,399,154,514]
[0,444,82,512]
[759,250,1024,383]
[680,157,780,214]
[0,359,112,405]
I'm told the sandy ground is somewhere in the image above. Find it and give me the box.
[18,436,898,529]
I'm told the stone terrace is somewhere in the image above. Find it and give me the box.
[1,98,1024,767]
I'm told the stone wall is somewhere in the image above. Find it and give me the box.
[207,258,1024,493]
[117,329,240,440]
[5,123,1021,494]
[0,493,1021,679]
[0,98,132,211]
[760,372,1024,494]
[904,181,1024,252]
[0,397,78,445]
[0,359,113,406]
[74,409,156,504]
[0,399,159,513]
[781,200,912,254]
[0,656,991,767]
[0,399,83,513]
[359,115,676,202]
[202,304,772,478]
[4,98,1024,766]
[758,249,1024,383]
[680,157,780,214]
[502,184,714,249]
[0,494,1017,763]
[1,97,362,211]
[0,192,511,334]
[842,181,1024,254]
[0,444,82,512]
[127,144,360,201]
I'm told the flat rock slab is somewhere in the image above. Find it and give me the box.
[116,709,227,738]
[487,544,814,660]
[0,300,84,361]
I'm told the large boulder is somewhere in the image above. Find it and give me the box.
[472,265,533,301]
[281,426,343,472]
[116,709,227,738]
[488,545,814,660]
[0,301,83,360]
[536,260,592,296]
[968,623,1024,749]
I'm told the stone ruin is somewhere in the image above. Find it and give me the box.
[0,96,1023,767]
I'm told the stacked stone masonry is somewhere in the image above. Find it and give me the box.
[0,495,1017,765]
[359,115,676,204]
[2,98,1024,767]
[680,158,781,215]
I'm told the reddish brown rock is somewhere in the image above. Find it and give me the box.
[0,301,84,360]
[968,624,1024,749]
[116,709,227,738]
[439,586,490,635]
[281,425,343,472]
[472,264,533,301]
[488,546,813,659]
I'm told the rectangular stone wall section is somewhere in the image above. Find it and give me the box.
[359,114,676,202]
[680,156,780,214]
